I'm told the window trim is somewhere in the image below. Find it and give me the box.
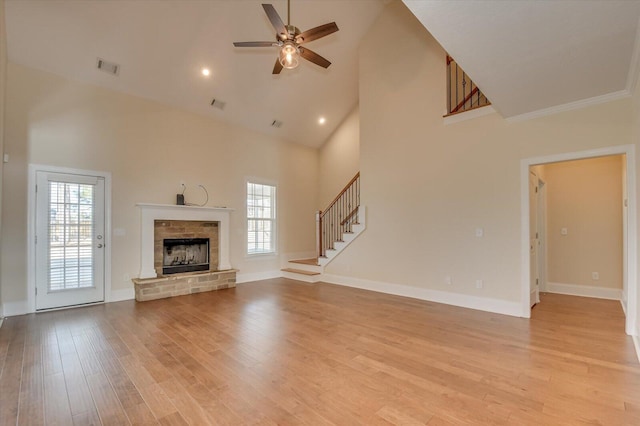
[245,178,278,257]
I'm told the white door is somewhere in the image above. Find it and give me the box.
[536,180,547,293]
[529,172,540,307]
[35,171,105,310]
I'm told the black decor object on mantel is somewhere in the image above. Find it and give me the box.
[177,183,186,205]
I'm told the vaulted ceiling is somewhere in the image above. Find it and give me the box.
[403,0,640,119]
[5,0,640,148]
[4,0,385,148]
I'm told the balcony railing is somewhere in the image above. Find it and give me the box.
[446,55,490,116]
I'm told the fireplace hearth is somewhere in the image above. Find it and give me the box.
[163,238,209,275]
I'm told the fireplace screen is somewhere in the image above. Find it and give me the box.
[163,238,209,275]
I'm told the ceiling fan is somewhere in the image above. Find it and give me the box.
[233,0,339,74]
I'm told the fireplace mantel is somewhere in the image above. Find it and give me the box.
[136,203,234,279]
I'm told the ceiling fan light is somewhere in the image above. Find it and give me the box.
[279,42,300,69]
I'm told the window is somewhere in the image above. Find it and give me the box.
[247,181,276,255]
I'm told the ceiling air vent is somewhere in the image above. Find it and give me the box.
[96,58,120,76]
[271,120,283,128]
[210,99,226,111]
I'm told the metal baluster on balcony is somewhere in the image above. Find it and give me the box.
[445,54,491,116]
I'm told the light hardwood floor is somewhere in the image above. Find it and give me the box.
[1,279,639,425]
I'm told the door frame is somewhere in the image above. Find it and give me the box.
[537,178,547,293]
[529,171,540,307]
[27,164,112,313]
[520,145,637,336]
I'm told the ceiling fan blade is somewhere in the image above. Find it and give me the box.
[272,58,283,74]
[296,22,339,44]
[262,4,287,39]
[233,41,277,47]
[299,47,331,69]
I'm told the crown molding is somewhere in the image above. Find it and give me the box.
[506,90,631,123]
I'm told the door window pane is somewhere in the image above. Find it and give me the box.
[48,181,95,291]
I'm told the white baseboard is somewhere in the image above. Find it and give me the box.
[2,300,30,317]
[633,335,640,363]
[237,270,282,284]
[110,288,135,302]
[321,274,522,317]
[545,282,621,300]
[2,288,136,316]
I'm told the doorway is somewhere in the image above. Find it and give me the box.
[521,145,636,336]
[30,166,111,311]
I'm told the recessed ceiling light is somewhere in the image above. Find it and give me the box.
[318,117,326,125]
[201,68,211,76]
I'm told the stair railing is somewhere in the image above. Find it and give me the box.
[317,172,360,258]
[445,55,490,115]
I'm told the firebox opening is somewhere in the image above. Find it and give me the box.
[163,238,210,275]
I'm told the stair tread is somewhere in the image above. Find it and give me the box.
[281,268,321,276]
[289,258,319,266]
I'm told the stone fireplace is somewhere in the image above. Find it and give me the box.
[133,203,236,301]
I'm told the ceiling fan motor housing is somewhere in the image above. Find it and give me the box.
[284,25,301,41]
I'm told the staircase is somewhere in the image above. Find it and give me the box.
[282,173,365,282]
[281,257,323,283]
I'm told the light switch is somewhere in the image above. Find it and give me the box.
[475,228,484,237]
[561,227,568,236]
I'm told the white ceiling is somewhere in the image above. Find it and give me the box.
[403,0,640,119]
[7,1,639,142]
[4,0,385,147]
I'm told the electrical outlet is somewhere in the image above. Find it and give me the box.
[592,272,599,280]
[476,279,483,289]
[561,227,568,236]
[123,273,131,283]
[475,228,484,237]
[445,276,452,285]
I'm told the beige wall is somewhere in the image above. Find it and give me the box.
[631,58,640,333]
[544,156,623,290]
[324,1,633,305]
[318,107,360,208]
[0,0,6,319]
[1,63,318,312]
